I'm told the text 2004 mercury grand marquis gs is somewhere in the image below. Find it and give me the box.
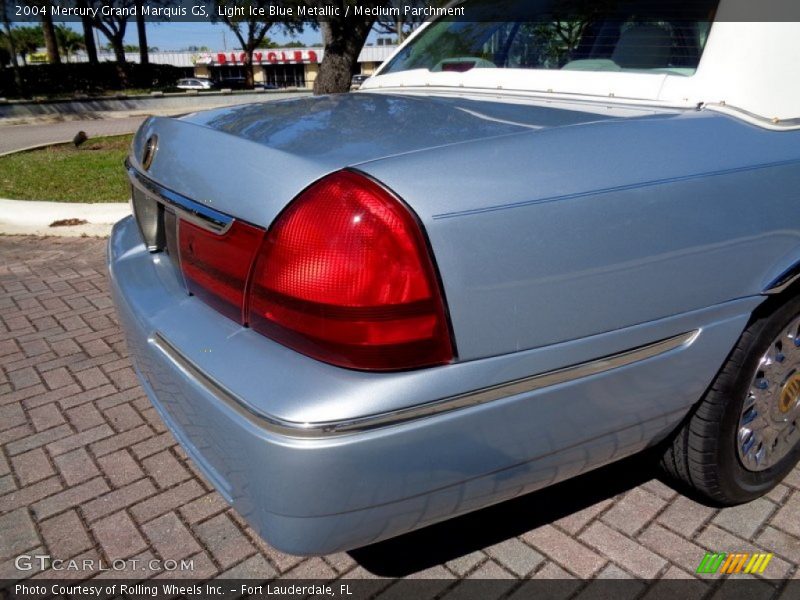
[109,0,800,554]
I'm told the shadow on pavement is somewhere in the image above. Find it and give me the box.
[349,449,680,576]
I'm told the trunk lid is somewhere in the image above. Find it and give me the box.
[131,92,644,227]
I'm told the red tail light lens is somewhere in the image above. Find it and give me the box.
[178,219,264,323]
[247,170,454,371]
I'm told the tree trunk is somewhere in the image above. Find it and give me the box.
[40,10,61,64]
[396,17,405,43]
[245,49,255,88]
[109,34,128,86]
[135,1,148,65]
[81,16,98,64]
[111,37,127,65]
[314,19,373,95]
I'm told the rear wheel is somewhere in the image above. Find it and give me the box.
[661,293,800,504]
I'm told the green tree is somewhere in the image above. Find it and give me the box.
[373,0,435,43]
[213,0,304,87]
[38,1,61,63]
[255,36,279,49]
[0,2,24,94]
[19,1,61,64]
[11,25,43,65]
[86,0,132,64]
[55,24,84,60]
[0,29,10,68]
[111,43,158,52]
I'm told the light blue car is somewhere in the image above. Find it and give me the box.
[109,0,800,555]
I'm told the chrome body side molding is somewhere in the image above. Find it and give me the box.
[151,329,701,439]
[763,263,800,295]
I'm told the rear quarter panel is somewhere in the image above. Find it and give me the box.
[358,110,800,360]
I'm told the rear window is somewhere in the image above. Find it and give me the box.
[383,0,718,77]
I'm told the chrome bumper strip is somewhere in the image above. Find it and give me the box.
[150,329,700,439]
[126,160,233,235]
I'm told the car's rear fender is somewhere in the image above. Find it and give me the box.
[109,215,760,520]
[359,110,800,360]
[132,104,800,367]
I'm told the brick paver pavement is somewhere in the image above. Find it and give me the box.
[1,235,799,589]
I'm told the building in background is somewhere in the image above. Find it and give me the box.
[66,45,397,89]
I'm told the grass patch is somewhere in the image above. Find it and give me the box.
[0,134,132,203]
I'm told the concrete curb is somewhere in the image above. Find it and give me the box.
[0,198,130,237]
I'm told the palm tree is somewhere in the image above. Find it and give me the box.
[55,25,84,61]
[38,2,61,64]
[11,26,43,66]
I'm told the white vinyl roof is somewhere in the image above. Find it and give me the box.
[364,1,800,127]
[661,21,800,124]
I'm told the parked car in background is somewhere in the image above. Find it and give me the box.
[176,78,215,91]
[111,0,800,555]
[350,73,369,90]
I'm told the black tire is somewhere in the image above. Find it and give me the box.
[661,292,800,504]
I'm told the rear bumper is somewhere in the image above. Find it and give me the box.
[108,215,758,554]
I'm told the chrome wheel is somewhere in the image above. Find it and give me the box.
[738,317,800,471]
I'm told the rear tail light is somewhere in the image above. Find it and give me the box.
[174,170,454,371]
[178,219,264,323]
[248,171,453,371]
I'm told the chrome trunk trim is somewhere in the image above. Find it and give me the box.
[126,160,233,235]
[150,329,700,439]
[705,103,800,132]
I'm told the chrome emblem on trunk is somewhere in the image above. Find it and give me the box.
[142,135,158,170]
